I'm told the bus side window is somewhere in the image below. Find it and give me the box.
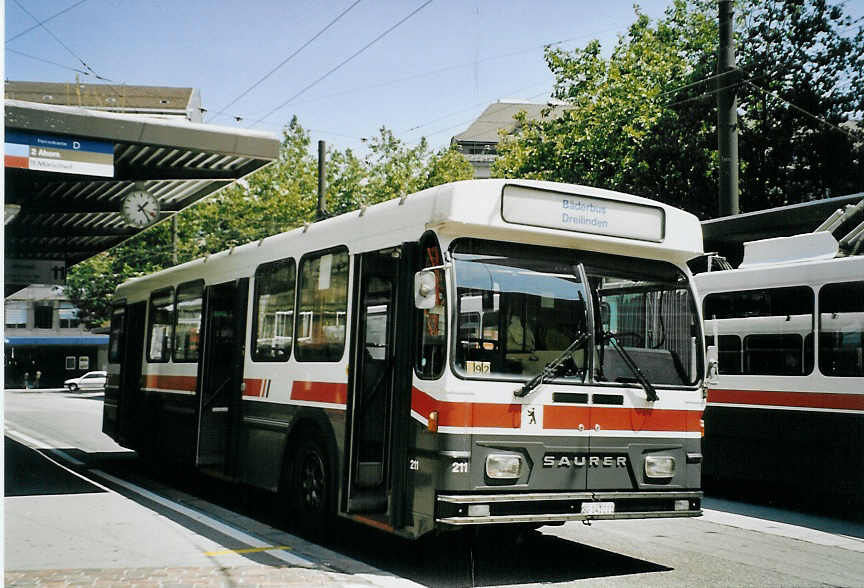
[252,258,296,362]
[108,304,125,364]
[147,287,174,362]
[705,286,814,376]
[416,236,447,379]
[705,334,742,374]
[295,248,349,362]
[819,280,864,377]
[174,281,203,363]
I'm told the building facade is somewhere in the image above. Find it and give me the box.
[4,285,107,388]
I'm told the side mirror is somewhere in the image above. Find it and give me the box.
[705,344,719,386]
[414,270,437,309]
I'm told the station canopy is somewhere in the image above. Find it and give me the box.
[5,98,280,294]
[702,192,864,265]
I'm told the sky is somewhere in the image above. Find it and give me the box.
[5,0,864,154]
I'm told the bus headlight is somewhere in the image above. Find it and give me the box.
[485,454,522,479]
[644,456,676,479]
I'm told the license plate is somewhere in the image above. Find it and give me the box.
[581,501,615,515]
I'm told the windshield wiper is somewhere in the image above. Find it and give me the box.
[602,333,659,402]
[514,332,589,398]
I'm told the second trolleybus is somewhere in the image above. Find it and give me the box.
[696,204,864,512]
[103,179,708,539]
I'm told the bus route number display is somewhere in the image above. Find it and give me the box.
[501,184,665,242]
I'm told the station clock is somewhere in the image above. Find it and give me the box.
[121,189,160,228]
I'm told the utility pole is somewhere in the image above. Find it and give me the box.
[171,214,178,265]
[317,140,328,221]
[717,0,739,217]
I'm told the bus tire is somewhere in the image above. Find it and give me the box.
[292,437,333,539]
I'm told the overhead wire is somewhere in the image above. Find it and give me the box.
[6,48,92,77]
[206,0,364,124]
[422,89,552,139]
[658,68,742,97]
[6,0,88,44]
[248,0,436,129]
[664,75,862,142]
[742,79,864,140]
[239,26,622,128]
[401,80,551,134]
[11,0,116,83]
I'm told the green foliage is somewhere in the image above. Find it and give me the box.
[64,116,472,326]
[493,0,864,217]
[736,0,864,206]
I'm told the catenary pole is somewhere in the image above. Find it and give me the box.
[717,0,739,216]
[317,140,327,220]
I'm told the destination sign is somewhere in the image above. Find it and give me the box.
[5,130,114,177]
[501,185,665,242]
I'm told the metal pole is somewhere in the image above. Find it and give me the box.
[717,0,739,217]
[171,213,178,265]
[317,140,327,220]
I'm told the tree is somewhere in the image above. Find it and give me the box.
[736,0,864,207]
[493,0,864,217]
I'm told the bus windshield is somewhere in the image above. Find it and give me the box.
[585,254,700,387]
[453,240,589,381]
[452,240,700,387]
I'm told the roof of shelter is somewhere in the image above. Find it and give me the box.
[5,81,198,116]
[702,193,864,265]
[5,98,280,294]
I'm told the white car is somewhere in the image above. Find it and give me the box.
[64,370,107,391]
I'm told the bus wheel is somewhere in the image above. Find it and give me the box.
[292,438,332,538]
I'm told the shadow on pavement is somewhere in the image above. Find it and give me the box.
[4,437,106,497]
[322,523,671,587]
[88,451,671,585]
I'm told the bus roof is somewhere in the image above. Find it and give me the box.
[115,180,703,299]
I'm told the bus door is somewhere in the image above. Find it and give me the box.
[345,245,416,526]
[196,279,249,477]
[115,301,146,447]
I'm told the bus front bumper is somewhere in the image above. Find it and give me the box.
[435,490,702,525]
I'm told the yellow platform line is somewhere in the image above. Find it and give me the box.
[204,545,294,556]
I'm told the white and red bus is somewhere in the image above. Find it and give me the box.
[104,179,707,539]
[697,229,864,510]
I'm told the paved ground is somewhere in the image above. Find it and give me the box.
[6,388,864,587]
[4,389,416,587]
[5,566,396,587]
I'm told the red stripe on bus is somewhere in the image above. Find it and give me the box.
[5,155,29,169]
[544,405,700,432]
[350,515,394,533]
[291,381,348,405]
[412,388,521,428]
[543,405,589,429]
[709,388,864,411]
[243,378,264,398]
[142,374,197,391]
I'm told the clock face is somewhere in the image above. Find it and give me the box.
[122,190,160,228]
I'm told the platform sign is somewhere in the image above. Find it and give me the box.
[501,185,665,242]
[5,259,67,285]
[5,130,114,177]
